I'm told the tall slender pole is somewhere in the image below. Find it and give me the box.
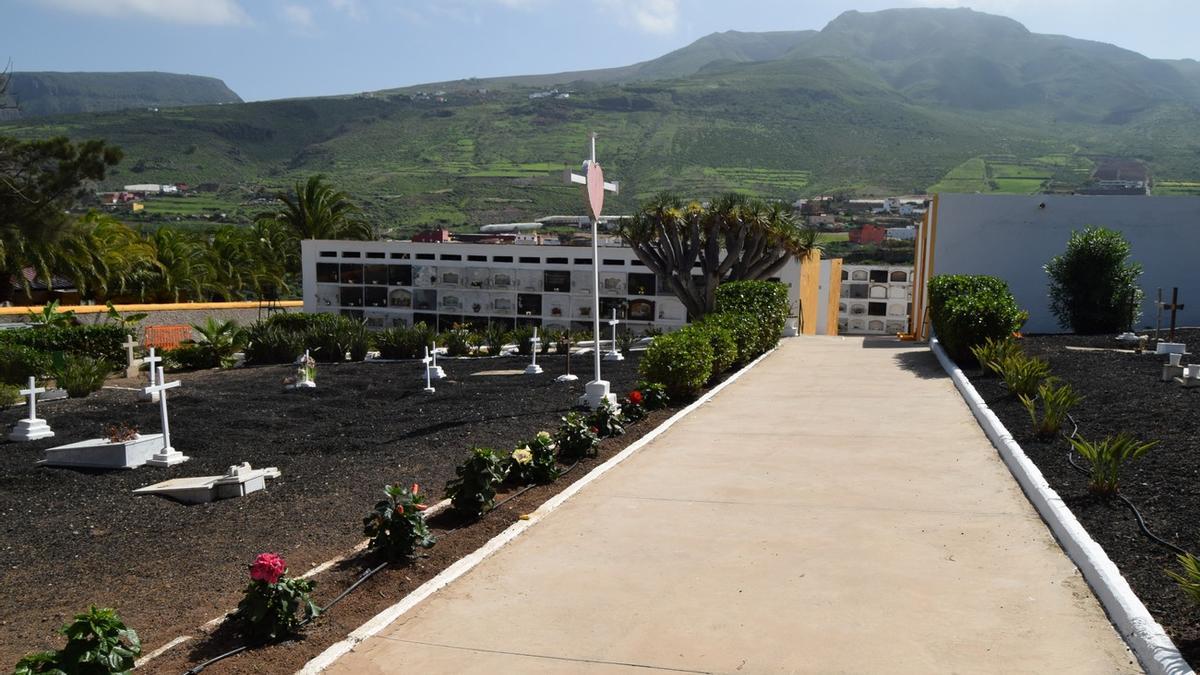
[157,366,172,452]
[590,133,601,385]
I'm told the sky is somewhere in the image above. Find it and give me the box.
[8,0,1200,102]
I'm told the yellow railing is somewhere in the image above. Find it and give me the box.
[0,300,303,316]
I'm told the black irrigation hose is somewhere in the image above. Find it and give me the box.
[1062,412,1191,559]
[182,457,587,673]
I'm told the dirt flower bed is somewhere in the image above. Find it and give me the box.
[966,329,1200,665]
[0,353,678,671]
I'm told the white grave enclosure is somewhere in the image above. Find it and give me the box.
[929,194,1200,333]
[41,433,166,469]
[8,377,55,442]
[134,463,281,504]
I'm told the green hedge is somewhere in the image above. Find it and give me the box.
[375,323,433,360]
[638,329,714,400]
[682,323,737,376]
[0,343,52,384]
[698,311,760,365]
[715,281,789,356]
[0,325,127,367]
[241,312,369,365]
[928,274,1027,363]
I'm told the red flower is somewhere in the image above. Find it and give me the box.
[413,502,429,512]
[629,390,643,405]
[250,552,287,585]
[589,427,599,435]
[411,483,420,495]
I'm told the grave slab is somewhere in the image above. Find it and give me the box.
[41,433,165,469]
[133,463,281,504]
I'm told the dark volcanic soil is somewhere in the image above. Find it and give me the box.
[0,354,655,671]
[966,329,1200,665]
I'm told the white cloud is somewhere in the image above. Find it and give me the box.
[36,0,249,25]
[283,3,315,28]
[596,0,679,34]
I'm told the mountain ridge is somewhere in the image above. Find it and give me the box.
[2,71,242,117]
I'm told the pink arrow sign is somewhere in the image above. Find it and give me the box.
[587,161,605,219]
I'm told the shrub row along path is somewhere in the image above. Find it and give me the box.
[328,336,1139,674]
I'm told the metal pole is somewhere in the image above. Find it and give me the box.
[591,215,601,383]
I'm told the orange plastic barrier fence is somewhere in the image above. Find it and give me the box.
[143,325,193,351]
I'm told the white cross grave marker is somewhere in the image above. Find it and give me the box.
[564,132,620,409]
[143,366,189,466]
[430,341,446,380]
[139,347,163,402]
[421,346,436,394]
[603,308,624,362]
[122,334,140,378]
[8,376,54,441]
[525,327,544,375]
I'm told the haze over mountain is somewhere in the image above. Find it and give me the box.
[1,72,242,117]
[4,7,1199,230]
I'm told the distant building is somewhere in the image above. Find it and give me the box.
[807,214,837,227]
[886,226,917,241]
[848,224,887,245]
[412,228,453,243]
[124,184,162,194]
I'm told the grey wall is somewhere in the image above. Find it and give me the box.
[933,194,1200,333]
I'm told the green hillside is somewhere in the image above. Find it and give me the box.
[1,71,242,117]
[6,7,1200,234]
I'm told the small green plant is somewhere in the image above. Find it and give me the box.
[13,606,140,675]
[587,399,626,438]
[634,381,669,410]
[1069,433,1158,495]
[0,383,20,406]
[26,300,76,329]
[507,431,560,485]
[1020,380,1083,438]
[639,329,714,400]
[51,354,111,398]
[482,322,510,356]
[103,302,147,332]
[969,337,1023,376]
[192,317,243,368]
[621,390,647,422]
[555,411,599,460]
[445,447,508,518]
[440,325,472,357]
[1166,553,1200,606]
[541,328,562,355]
[363,483,435,560]
[232,553,319,643]
[616,328,635,356]
[994,353,1051,398]
[511,326,535,356]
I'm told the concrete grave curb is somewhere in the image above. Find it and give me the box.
[296,344,780,674]
[929,336,1192,675]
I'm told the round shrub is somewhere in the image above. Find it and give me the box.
[1046,226,1144,334]
[684,323,737,375]
[714,280,790,354]
[51,354,111,398]
[928,274,1027,364]
[638,329,714,400]
[699,311,758,364]
[0,343,51,384]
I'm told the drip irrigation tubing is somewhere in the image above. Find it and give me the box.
[182,457,585,673]
[1062,412,1191,559]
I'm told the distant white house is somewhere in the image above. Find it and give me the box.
[124,184,162,193]
[886,226,917,241]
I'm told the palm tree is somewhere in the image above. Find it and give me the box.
[135,227,216,302]
[255,175,373,273]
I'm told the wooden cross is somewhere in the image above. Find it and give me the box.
[143,366,182,455]
[122,334,139,378]
[20,376,46,422]
[1165,287,1185,343]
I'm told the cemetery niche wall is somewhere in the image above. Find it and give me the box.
[929,194,1200,333]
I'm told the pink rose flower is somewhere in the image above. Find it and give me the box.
[250,552,287,585]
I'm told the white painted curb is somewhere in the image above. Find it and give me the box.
[930,336,1192,675]
[296,345,780,674]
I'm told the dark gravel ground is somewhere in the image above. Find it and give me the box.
[966,329,1200,665]
[0,353,650,669]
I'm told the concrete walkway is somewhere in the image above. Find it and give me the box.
[327,337,1139,674]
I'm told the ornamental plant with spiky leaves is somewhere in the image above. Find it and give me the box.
[1020,379,1083,438]
[970,337,1023,377]
[1167,553,1200,606]
[233,553,319,643]
[364,483,435,560]
[993,353,1052,398]
[1069,433,1158,495]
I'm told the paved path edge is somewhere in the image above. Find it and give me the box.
[294,343,781,675]
[930,336,1192,675]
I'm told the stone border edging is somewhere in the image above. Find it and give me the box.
[929,336,1192,675]
[295,344,780,674]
